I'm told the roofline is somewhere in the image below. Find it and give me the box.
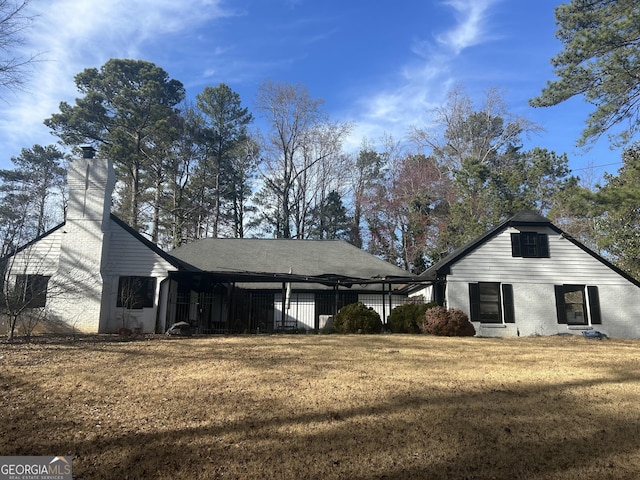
[439,215,565,272]
[0,222,66,262]
[109,214,197,271]
[559,232,640,288]
[416,213,640,288]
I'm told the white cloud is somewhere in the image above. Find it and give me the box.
[0,0,233,164]
[436,0,498,54]
[347,0,500,150]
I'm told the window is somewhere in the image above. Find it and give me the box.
[469,283,515,324]
[15,274,50,308]
[511,232,549,258]
[555,285,601,326]
[117,276,156,309]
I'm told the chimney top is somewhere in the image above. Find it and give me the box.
[81,146,96,159]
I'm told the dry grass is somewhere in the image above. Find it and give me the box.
[1,334,640,479]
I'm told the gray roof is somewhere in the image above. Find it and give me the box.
[170,238,408,280]
[415,210,640,288]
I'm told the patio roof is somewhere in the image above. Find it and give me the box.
[168,238,426,290]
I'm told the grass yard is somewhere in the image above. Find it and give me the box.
[1,334,640,479]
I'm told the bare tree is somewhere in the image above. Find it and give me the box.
[0,0,38,94]
[411,85,542,172]
[254,80,350,238]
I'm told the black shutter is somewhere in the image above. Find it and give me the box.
[538,234,549,258]
[469,283,480,322]
[511,233,521,257]
[502,284,515,323]
[587,286,602,325]
[555,285,567,324]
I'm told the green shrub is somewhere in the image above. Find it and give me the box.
[334,302,382,334]
[421,306,476,337]
[388,302,436,333]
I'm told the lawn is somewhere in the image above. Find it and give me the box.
[1,334,640,479]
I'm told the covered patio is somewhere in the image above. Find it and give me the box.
[159,269,430,334]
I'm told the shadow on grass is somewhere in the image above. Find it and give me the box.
[3,348,640,479]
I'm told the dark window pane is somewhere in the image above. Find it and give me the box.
[16,274,50,308]
[117,276,156,309]
[563,285,587,325]
[478,282,501,323]
[517,232,549,258]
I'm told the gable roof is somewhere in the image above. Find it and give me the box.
[109,214,195,271]
[0,222,66,263]
[169,238,410,284]
[0,216,195,272]
[419,210,640,288]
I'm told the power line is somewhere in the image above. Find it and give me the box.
[570,161,623,172]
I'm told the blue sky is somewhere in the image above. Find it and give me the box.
[0,0,625,181]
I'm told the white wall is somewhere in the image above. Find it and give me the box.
[273,291,406,331]
[101,221,177,333]
[45,154,116,333]
[444,227,640,338]
[275,292,315,330]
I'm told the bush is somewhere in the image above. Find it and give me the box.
[334,302,382,334]
[388,302,436,333]
[421,306,476,337]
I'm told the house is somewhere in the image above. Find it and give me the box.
[1,148,414,335]
[409,211,640,338]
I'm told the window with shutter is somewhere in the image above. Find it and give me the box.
[469,282,514,324]
[511,232,549,258]
[502,284,515,323]
[555,285,601,327]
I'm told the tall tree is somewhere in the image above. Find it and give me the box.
[309,190,351,240]
[589,143,640,278]
[254,80,349,238]
[435,146,577,257]
[161,105,202,248]
[44,59,185,230]
[347,146,385,248]
[292,122,351,239]
[195,83,253,237]
[364,153,450,272]
[0,144,65,248]
[412,86,548,256]
[530,0,640,147]
[413,86,540,172]
[224,138,259,238]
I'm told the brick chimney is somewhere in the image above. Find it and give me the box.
[48,147,116,332]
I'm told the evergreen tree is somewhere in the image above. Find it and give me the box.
[531,0,640,147]
[44,59,185,230]
[0,144,65,254]
[591,143,640,278]
[195,83,253,237]
[309,190,351,240]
